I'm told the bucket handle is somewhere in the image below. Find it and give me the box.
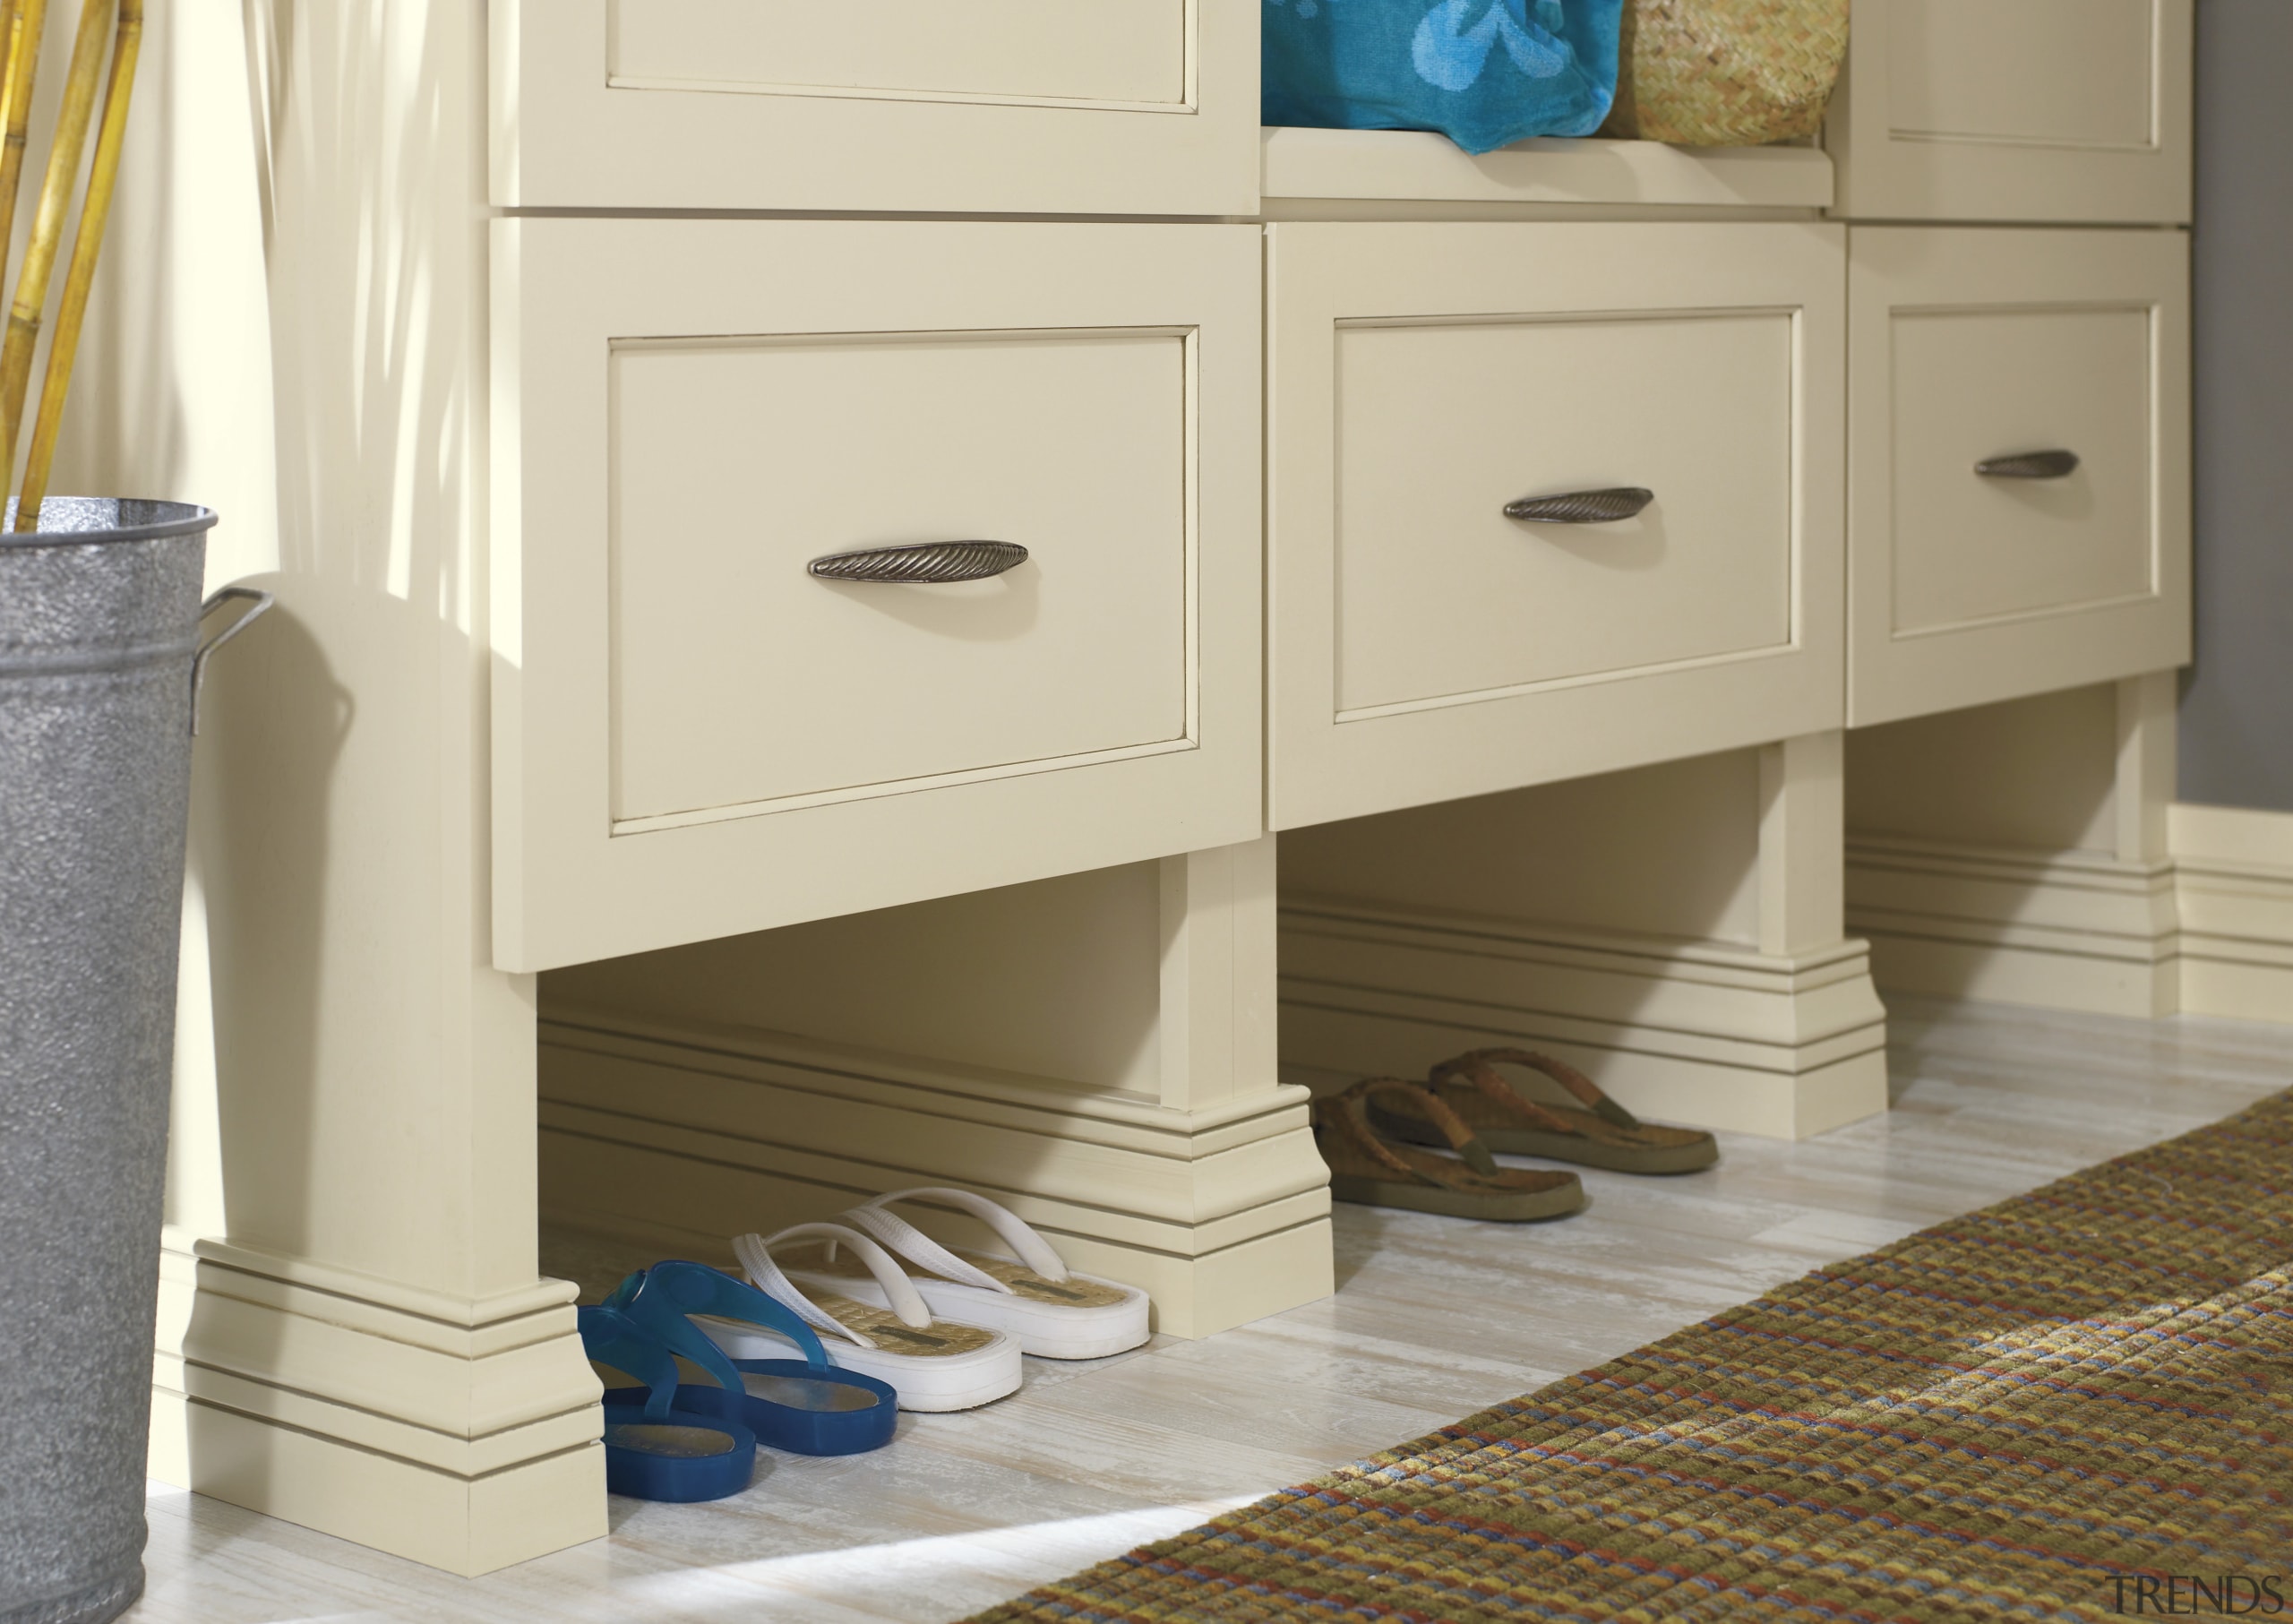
[191,586,274,735]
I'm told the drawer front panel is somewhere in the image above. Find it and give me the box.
[612,330,1186,824]
[1885,0,2153,150]
[609,1,1185,107]
[494,0,1255,215]
[1848,228,2189,726]
[1827,0,2191,223]
[495,220,1261,972]
[1268,222,1846,830]
[1335,312,1794,716]
[1890,307,2152,634]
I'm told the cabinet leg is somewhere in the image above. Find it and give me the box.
[1759,730,1846,958]
[2115,670,2178,866]
[114,0,606,1574]
[156,660,603,1577]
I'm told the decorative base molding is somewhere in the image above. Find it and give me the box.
[537,1011,1335,1340]
[150,1229,605,1577]
[1846,835,2182,1018]
[1276,898,1889,1141]
[1848,808,2293,1026]
[2171,804,2293,1025]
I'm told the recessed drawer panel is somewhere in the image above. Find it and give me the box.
[494,220,1262,972]
[1885,0,2153,149]
[1334,312,1794,716]
[1268,222,1846,830]
[493,1,1255,215]
[611,331,1186,824]
[1826,0,2190,223]
[1848,228,2189,726]
[1889,308,2152,634]
[609,2,1185,106]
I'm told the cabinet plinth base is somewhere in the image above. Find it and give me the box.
[1847,837,2182,1018]
[2175,806,2293,1025]
[537,1014,1335,1341]
[1279,901,1888,1142]
[148,1234,605,1577]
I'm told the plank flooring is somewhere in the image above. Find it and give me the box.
[124,996,2293,1623]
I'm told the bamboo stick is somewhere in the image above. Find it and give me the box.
[0,2,21,289]
[0,0,28,438]
[14,0,133,525]
[0,0,51,305]
[0,2,23,164]
[0,0,108,513]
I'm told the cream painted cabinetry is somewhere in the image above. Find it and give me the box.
[1826,0,2192,223]
[1832,11,2198,1032]
[1267,221,1845,829]
[1846,227,2190,726]
[492,219,1263,972]
[132,0,2197,1580]
[490,0,1258,215]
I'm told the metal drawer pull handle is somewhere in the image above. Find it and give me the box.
[808,540,1029,583]
[1975,450,2080,480]
[1503,487,1654,525]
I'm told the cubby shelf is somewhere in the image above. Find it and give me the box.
[1260,126,1834,210]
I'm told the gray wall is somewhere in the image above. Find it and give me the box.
[2178,0,2293,811]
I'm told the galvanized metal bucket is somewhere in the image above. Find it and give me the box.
[0,499,268,1624]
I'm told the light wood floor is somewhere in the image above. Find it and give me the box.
[124,996,2293,1624]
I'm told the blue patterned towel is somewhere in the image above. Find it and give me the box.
[1265,0,1624,155]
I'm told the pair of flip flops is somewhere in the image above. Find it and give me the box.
[1314,1047,1719,1223]
[701,1188,1152,1412]
[580,1259,898,1502]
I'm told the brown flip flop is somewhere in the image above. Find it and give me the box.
[1372,1048,1719,1175]
[1313,1078,1586,1222]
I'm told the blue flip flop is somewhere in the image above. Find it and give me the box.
[579,1304,758,1502]
[603,1260,898,1456]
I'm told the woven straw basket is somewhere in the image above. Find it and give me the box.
[1599,0,1851,147]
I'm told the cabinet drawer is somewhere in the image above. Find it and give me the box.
[1267,222,1845,830]
[1848,228,2189,726]
[1826,0,2191,223]
[493,220,1261,972]
[490,0,1256,216]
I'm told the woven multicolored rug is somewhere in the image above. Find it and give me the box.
[975,1092,2293,1622]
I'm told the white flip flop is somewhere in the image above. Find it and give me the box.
[786,1187,1150,1361]
[697,1222,1022,1413]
